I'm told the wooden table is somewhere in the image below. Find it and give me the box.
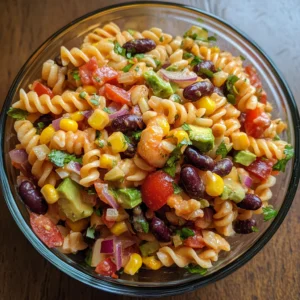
[1,0,299,299]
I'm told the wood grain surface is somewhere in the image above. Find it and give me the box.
[0,0,299,299]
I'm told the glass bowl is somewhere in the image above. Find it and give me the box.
[1,1,299,297]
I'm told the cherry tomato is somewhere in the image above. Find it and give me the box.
[245,158,275,181]
[105,84,132,105]
[93,67,118,86]
[79,57,98,85]
[141,170,174,211]
[183,230,205,249]
[244,107,271,138]
[32,81,53,98]
[30,213,63,248]
[95,257,118,278]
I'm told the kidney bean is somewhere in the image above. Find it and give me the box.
[150,216,171,242]
[237,193,262,210]
[193,60,216,78]
[238,112,247,131]
[234,219,257,234]
[184,146,214,171]
[111,114,145,133]
[54,54,63,66]
[212,158,233,177]
[183,81,214,101]
[123,39,156,54]
[19,181,48,214]
[33,114,53,129]
[213,86,224,97]
[121,143,136,159]
[180,165,205,199]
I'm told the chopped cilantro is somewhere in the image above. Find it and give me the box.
[216,141,229,158]
[134,66,140,72]
[96,130,101,139]
[79,91,87,99]
[84,249,92,266]
[86,226,95,239]
[182,123,192,132]
[72,71,80,81]
[127,29,135,35]
[225,75,239,104]
[166,65,179,72]
[199,68,214,78]
[185,264,207,275]
[122,64,133,72]
[273,134,280,141]
[159,36,164,42]
[207,35,217,42]
[273,145,294,172]
[262,206,278,221]
[90,94,100,106]
[196,17,204,23]
[95,139,105,148]
[154,59,161,67]
[183,52,194,59]
[94,207,102,216]
[124,135,131,144]
[48,149,82,167]
[135,54,145,59]
[35,122,46,134]
[176,227,195,240]
[114,42,126,57]
[7,107,28,120]
[190,56,203,67]
[126,52,132,59]
[172,182,182,194]
[132,130,142,141]
[251,226,259,232]
[103,107,112,114]
[240,55,246,61]
[172,94,182,103]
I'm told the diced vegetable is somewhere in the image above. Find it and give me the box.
[105,84,131,105]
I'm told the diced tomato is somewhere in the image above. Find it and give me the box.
[245,158,275,181]
[105,84,132,106]
[183,230,205,249]
[93,67,118,86]
[95,257,118,278]
[244,107,271,138]
[79,57,98,85]
[101,208,115,229]
[32,81,53,98]
[30,213,63,248]
[141,171,174,211]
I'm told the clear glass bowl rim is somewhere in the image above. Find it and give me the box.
[0,1,299,297]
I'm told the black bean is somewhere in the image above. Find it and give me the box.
[123,39,156,54]
[213,86,224,97]
[183,81,214,101]
[234,219,257,234]
[54,55,63,66]
[111,114,145,133]
[19,181,48,214]
[180,165,205,199]
[212,158,233,177]
[184,146,214,171]
[237,193,262,210]
[121,143,136,159]
[33,114,53,129]
[151,216,171,242]
[193,60,216,78]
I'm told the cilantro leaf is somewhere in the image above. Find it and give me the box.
[90,94,100,106]
[103,107,112,114]
[132,130,142,141]
[185,264,207,275]
[262,206,278,221]
[176,227,195,240]
[183,52,193,59]
[199,68,214,78]
[84,249,93,266]
[86,227,95,239]
[225,75,239,104]
[166,65,179,72]
[154,59,161,67]
[72,71,80,81]
[159,36,164,42]
[7,107,28,120]
[172,94,182,103]
[273,134,280,141]
[190,56,203,67]
[207,35,217,42]
[251,226,259,232]
[122,64,133,73]
[135,54,145,59]
[127,29,135,35]
[94,207,103,216]
[182,123,192,132]
[272,145,294,172]
[240,55,246,61]
[35,122,46,134]
[172,182,182,194]
[216,141,229,158]
[114,42,126,57]
[79,91,87,99]
[123,135,131,144]
[48,150,82,167]
[197,17,204,23]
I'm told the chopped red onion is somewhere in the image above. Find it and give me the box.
[159,69,198,83]
[114,242,122,270]
[240,174,253,188]
[94,182,119,209]
[9,149,28,164]
[82,110,93,119]
[161,63,171,69]
[100,239,114,254]
[52,117,62,131]
[65,161,81,175]
[109,109,129,120]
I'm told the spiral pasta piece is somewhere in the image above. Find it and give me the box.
[202,230,231,251]
[255,175,276,206]
[80,149,101,187]
[142,27,173,45]
[115,30,144,46]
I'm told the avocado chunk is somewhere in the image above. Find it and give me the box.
[221,178,245,203]
[113,188,142,209]
[233,150,256,166]
[184,25,209,40]
[188,125,214,152]
[56,178,93,222]
[139,241,160,257]
[144,70,174,98]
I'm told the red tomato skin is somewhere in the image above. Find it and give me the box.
[30,213,63,248]
[244,107,270,138]
[105,84,132,105]
[245,158,275,181]
[79,57,98,85]
[141,171,174,211]
[183,230,205,249]
[92,67,118,86]
[95,258,118,278]
[32,81,53,98]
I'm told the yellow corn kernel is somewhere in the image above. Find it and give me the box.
[142,256,163,270]
[70,111,85,122]
[211,46,220,53]
[40,184,59,204]
[232,132,250,150]
[99,154,120,169]
[205,171,224,196]
[195,96,216,115]
[157,118,170,136]
[107,132,128,153]
[124,253,143,275]
[212,71,228,88]
[92,42,99,47]
[110,221,128,236]
[60,119,78,132]
[40,125,55,144]
[174,130,189,144]
[65,218,89,232]
[88,109,109,131]
[83,85,97,94]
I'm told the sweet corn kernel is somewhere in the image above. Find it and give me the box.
[212,71,228,88]
[110,221,128,236]
[60,119,78,132]
[157,118,170,136]
[142,256,163,270]
[174,130,189,144]
[41,184,59,204]
[66,218,89,232]
[99,154,120,169]
[211,46,220,53]
[195,96,216,115]
[232,132,250,150]
[83,85,97,94]
[124,253,143,275]
[107,132,128,153]
[88,109,109,131]
[40,125,55,144]
[70,111,85,122]
[205,171,224,196]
